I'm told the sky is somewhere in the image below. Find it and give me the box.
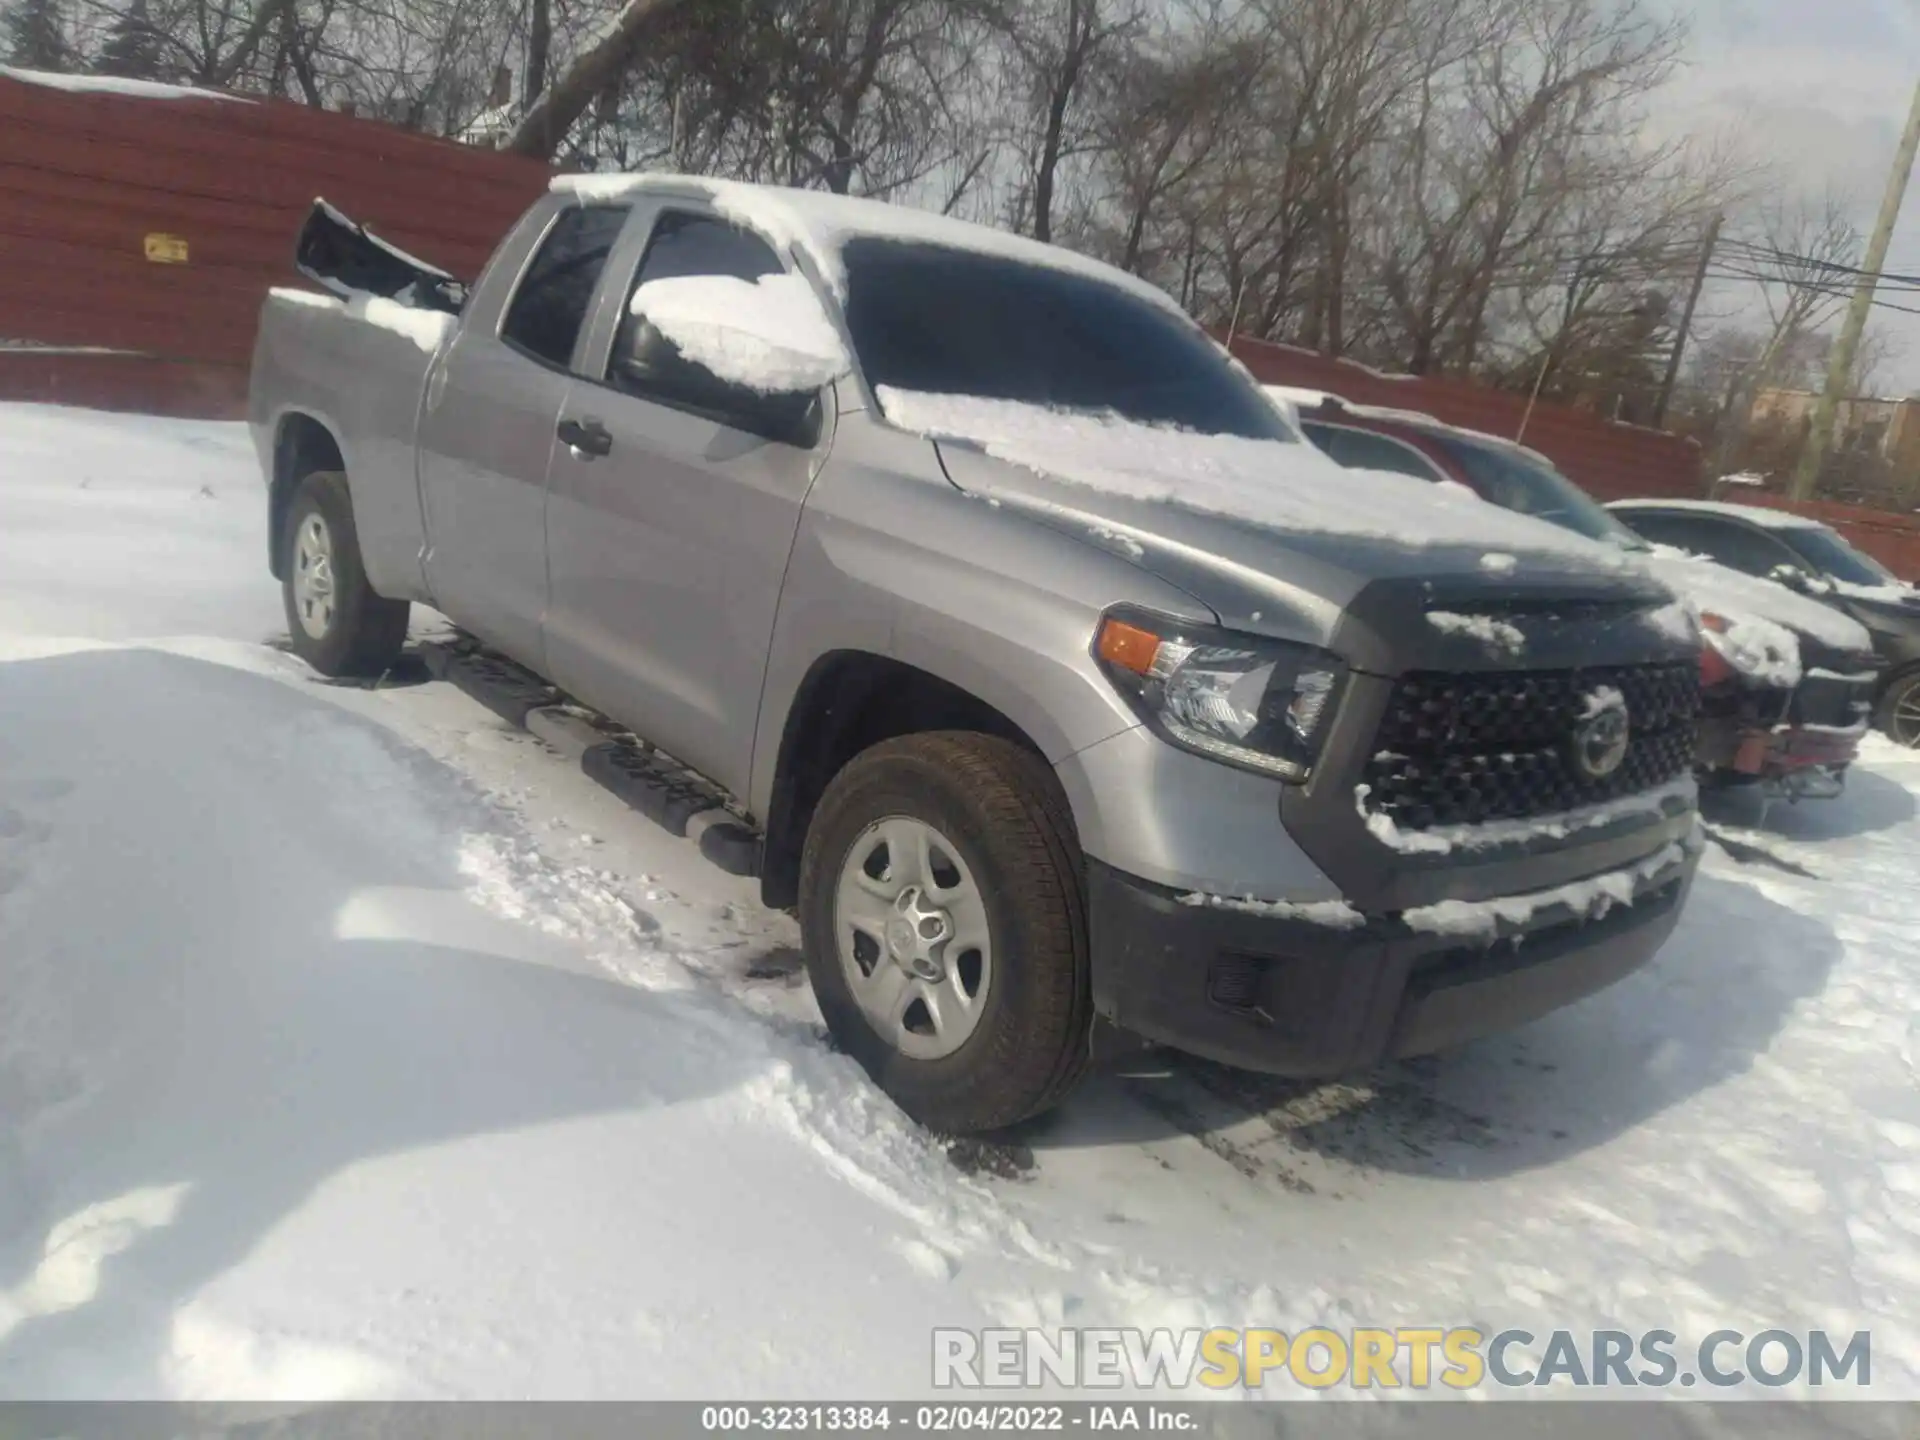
[1663,0,1920,393]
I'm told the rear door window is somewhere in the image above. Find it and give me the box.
[500,205,629,369]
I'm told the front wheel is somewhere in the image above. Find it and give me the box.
[798,732,1091,1134]
[1877,669,1920,748]
[281,470,410,678]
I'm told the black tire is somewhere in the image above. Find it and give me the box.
[1875,668,1920,749]
[798,732,1091,1134]
[281,470,410,678]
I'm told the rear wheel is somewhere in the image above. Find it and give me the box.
[798,732,1091,1134]
[281,470,410,678]
[1877,669,1920,748]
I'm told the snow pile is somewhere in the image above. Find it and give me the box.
[1642,599,1701,646]
[1480,552,1519,574]
[1176,893,1366,928]
[1085,522,1147,560]
[269,286,337,313]
[1833,579,1919,604]
[0,64,246,102]
[1403,838,1694,942]
[0,406,282,643]
[1427,610,1526,656]
[629,273,848,392]
[347,296,454,354]
[1359,776,1697,855]
[1260,385,1341,421]
[266,287,454,356]
[1581,685,1624,719]
[5,401,1920,1401]
[875,388,1627,561]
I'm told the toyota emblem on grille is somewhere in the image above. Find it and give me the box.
[1570,687,1631,782]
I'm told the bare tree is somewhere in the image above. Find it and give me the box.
[1702,191,1863,472]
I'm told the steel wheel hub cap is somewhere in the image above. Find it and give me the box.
[834,816,992,1061]
[292,512,337,640]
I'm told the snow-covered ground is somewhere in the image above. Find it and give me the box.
[1,402,1916,1403]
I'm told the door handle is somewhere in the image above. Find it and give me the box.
[557,417,613,458]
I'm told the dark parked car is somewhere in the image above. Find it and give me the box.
[1606,500,1920,747]
[1278,390,1883,793]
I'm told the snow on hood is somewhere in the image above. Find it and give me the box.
[629,273,849,393]
[1637,546,1873,688]
[551,173,1185,314]
[875,388,1632,565]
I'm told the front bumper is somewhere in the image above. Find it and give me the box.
[1702,716,1866,784]
[1088,838,1698,1076]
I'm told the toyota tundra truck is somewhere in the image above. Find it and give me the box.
[248,175,1705,1134]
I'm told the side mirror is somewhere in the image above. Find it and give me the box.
[1767,563,1813,593]
[627,272,847,395]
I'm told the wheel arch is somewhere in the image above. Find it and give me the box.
[758,650,1057,910]
[269,410,348,579]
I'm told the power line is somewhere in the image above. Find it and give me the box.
[1715,238,1920,291]
[1704,265,1920,316]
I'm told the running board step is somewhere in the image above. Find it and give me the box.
[419,637,762,878]
[420,637,559,727]
[581,743,761,876]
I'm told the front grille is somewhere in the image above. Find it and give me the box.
[1364,662,1699,831]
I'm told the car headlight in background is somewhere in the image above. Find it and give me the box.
[1094,612,1346,782]
[1697,611,1738,689]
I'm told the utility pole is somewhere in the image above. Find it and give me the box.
[1518,254,1591,444]
[1791,76,1920,499]
[1652,211,1722,427]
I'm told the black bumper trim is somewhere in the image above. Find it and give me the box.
[1087,847,1695,1077]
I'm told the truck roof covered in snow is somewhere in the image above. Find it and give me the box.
[549,172,1185,315]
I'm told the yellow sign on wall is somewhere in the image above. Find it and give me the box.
[144,233,189,264]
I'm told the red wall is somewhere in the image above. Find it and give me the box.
[0,71,552,414]
[1735,494,1920,584]
[1221,332,1705,502]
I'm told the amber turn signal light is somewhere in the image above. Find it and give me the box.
[1096,618,1162,676]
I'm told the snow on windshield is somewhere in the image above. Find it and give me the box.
[875,387,1630,559]
[629,273,848,393]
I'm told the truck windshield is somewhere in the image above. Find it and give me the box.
[838,238,1294,442]
[1431,434,1648,550]
[1783,525,1902,587]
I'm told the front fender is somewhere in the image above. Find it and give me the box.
[750,421,1215,820]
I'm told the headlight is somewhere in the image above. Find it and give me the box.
[1094,611,1347,782]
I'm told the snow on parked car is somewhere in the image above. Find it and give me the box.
[1281,387,1881,799]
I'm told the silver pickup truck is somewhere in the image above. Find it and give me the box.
[248,175,1705,1133]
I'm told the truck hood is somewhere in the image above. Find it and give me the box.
[917,405,1685,674]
